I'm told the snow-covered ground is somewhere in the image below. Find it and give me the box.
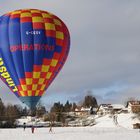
[0,113,140,140]
[0,127,140,140]
[94,113,139,129]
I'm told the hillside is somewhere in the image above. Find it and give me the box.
[17,112,140,129]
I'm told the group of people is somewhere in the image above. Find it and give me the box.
[23,122,53,133]
[23,122,35,133]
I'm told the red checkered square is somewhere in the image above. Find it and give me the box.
[44,18,53,23]
[33,22,44,29]
[38,91,44,96]
[26,85,32,90]
[45,30,56,38]
[17,85,22,91]
[56,39,63,46]
[11,14,20,18]
[53,52,60,59]
[21,17,32,23]
[32,13,42,17]
[43,58,51,65]
[55,25,63,32]
[32,78,39,84]
[40,72,47,78]
[48,66,55,72]
[33,65,42,72]
[31,91,36,96]
[23,91,28,96]
[36,85,42,90]
[19,79,26,84]
[25,72,32,78]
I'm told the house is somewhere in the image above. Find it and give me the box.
[111,104,125,113]
[74,106,95,116]
[126,101,140,113]
[97,104,111,116]
[74,107,90,116]
[97,104,125,116]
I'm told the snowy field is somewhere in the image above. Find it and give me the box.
[0,113,140,140]
[0,127,140,140]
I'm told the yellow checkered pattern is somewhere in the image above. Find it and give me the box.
[12,10,21,15]
[19,58,59,97]
[10,9,64,41]
[45,23,55,30]
[31,9,41,13]
[10,9,64,96]
[42,13,52,18]
[21,12,32,17]
[32,17,44,22]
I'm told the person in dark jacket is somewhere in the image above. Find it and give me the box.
[23,122,26,131]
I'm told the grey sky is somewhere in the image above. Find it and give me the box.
[0,0,140,108]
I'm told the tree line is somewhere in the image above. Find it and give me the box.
[48,95,98,122]
[50,95,98,113]
[0,98,46,128]
[0,94,98,127]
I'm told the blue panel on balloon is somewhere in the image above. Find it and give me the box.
[33,29,46,65]
[0,16,20,85]
[21,23,34,72]
[46,37,56,46]
[55,45,62,53]
[9,18,21,45]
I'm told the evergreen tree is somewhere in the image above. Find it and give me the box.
[64,100,72,112]
[83,95,98,108]
[51,102,64,113]
[0,98,5,121]
[72,102,77,111]
[36,105,46,117]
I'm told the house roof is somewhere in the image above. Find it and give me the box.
[110,104,125,109]
[98,104,124,110]
[75,107,91,112]
[100,104,111,107]
[128,101,140,106]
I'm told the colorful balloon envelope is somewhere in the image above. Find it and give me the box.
[0,9,70,109]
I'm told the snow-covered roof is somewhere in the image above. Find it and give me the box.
[100,104,111,107]
[98,104,125,111]
[81,107,90,111]
[75,107,91,112]
[110,104,125,109]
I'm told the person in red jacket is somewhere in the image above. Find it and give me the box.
[31,125,35,133]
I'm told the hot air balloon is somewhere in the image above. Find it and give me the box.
[0,9,70,109]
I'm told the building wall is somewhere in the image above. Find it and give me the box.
[131,106,140,113]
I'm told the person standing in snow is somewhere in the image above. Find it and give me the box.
[113,113,118,125]
[49,121,53,133]
[23,122,26,131]
[31,125,35,133]
[115,114,118,125]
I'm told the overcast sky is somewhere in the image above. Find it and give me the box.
[0,0,140,109]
